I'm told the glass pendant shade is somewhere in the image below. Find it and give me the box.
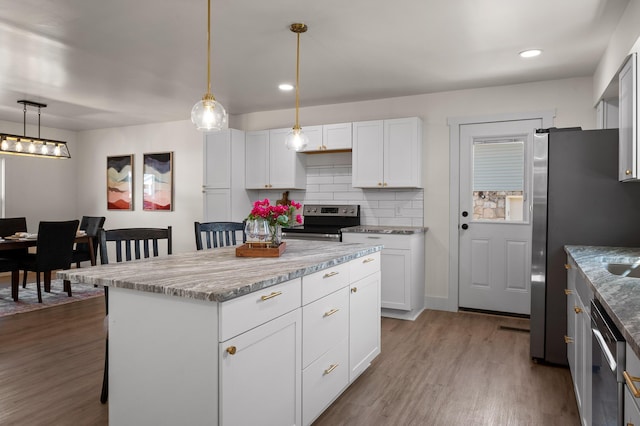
[191,97,228,131]
[285,127,308,151]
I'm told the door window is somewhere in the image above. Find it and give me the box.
[472,139,525,222]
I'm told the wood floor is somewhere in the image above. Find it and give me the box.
[0,282,579,426]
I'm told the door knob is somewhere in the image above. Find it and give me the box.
[461,224,469,230]
[462,211,468,217]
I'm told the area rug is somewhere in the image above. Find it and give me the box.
[0,279,104,318]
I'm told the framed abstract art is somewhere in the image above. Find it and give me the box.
[107,155,133,210]
[143,152,174,211]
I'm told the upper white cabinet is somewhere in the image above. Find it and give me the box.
[203,129,252,222]
[302,123,352,152]
[352,117,423,188]
[596,99,619,130]
[245,128,306,189]
[619,52,637,182]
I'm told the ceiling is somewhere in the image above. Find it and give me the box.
[0,0,630,131]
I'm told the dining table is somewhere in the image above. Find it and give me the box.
[0,234,96,301]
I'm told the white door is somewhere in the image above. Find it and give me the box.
[459,119,539,315]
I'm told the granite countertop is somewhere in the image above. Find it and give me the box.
[565,245,640,358]
[341,225,428,235]
[58,240,382,303]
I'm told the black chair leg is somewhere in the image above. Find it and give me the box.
[22,270,27,288]
[64,279,72,297]
[100,339,108,404]
[35,274,42,303]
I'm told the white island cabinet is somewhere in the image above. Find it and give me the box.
[59,240,381,426]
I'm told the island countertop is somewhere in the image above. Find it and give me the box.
[58,240,382,303]
[564,245,640,358]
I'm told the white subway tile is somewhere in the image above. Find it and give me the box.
[303,192,334,200]
[307,175,334,185]
[379,217,413,226]
[319,183,350,192]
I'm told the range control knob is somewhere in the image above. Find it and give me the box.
[342,209,347,213]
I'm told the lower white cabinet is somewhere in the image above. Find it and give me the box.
[219,308,302,426]
[343,232,424,320]
[625,343,640,426]
[625,385,640,426]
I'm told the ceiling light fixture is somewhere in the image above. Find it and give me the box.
[284,23,309,152]
[279,83,294,91]
[191,0,228,132]
[519,49,542,58]
[0,100,70,159]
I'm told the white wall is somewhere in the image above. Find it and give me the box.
[0,120,78,232]
[234,76,596,309]
[76,120,203,253]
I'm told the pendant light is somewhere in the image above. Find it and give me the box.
[0,100,70,159]
[191,0,228,132]
[284,23,309,151]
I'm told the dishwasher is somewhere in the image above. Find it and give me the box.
[591,298,625,426]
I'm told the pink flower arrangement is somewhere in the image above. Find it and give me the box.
[247,198,303,227]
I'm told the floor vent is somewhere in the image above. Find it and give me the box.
[499,325,530,333]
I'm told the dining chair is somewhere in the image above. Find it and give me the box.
[194,221,245,250]
[98,226,172,404]
[0,217,28,286]
[73,216,106,267]
[18,220,79,303]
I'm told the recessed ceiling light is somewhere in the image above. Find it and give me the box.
[279,83,294,91]
[519,49,542,58]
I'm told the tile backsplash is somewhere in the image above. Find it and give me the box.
[257,152,424,226]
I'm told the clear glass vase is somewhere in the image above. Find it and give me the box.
[245,219,281,248]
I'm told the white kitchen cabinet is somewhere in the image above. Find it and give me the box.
[619,52,637,182]
[565,256,593,426]
[203,129,252,222]
[219,308,302,426]
[625,343,640,426]
[352,117,422,188]
[342,231,425,320]
[245,128,306,189]
[596,99,619,130]
[301,122,352,152]
[348,252,381,382]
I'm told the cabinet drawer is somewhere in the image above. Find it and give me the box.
[343,232,410,250]
[302,287,349,367]
[302,263,349,305]
[219,278,301,341]
[349,252,381,283]
[302,337,349,426]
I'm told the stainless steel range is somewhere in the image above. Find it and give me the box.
[282,204,360,242]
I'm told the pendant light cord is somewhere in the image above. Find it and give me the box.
[206,0,211,96]
[295,31,301,129]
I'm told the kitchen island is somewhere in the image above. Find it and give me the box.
[59,240,383,426]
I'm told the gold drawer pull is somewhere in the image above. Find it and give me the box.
[626,169,632,176]
[564,336,574,344]
[564,289,573,295]
[574,306,582,314]
[261,291,282,301]
[323,271,339,279]
[362,258,375,264]
[351,287,357,293]
[624,371,640,398]
[324,308,339,317]
[324,364,338,375]
[226,346,237,355]
[564,263,571,270]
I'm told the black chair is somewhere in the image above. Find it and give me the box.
[73,216,106,267]
[194,221,245,250]
[98,226,172,404]
[0,217,28,290]
[0,217,27,238]
[18,220,79,303]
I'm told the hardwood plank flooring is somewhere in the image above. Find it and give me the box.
[0,279,578,425]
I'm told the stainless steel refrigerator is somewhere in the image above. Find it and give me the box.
[530,128,640,365]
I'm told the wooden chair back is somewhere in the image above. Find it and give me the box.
[99,227,172,264]
[194,221,245,250]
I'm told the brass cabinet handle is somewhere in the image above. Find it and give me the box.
[226,346,237,355]
[378,182,383,186]
[323,271,339,279]
[626,169,632,175]
[351,287,357,293]
[564,289,574,295]
[383,182,388,187]
[363,258,375,264]
[261,291,282,301]
[564,335,574,344]
[564,263,571,270]
[324,364,338,375]
[574,306,582,314]
[624,371,640,398]
[324,308,339,317]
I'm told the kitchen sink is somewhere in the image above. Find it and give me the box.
[601,257,640,278]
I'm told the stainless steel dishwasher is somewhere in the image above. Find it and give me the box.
[591,298,625,426]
